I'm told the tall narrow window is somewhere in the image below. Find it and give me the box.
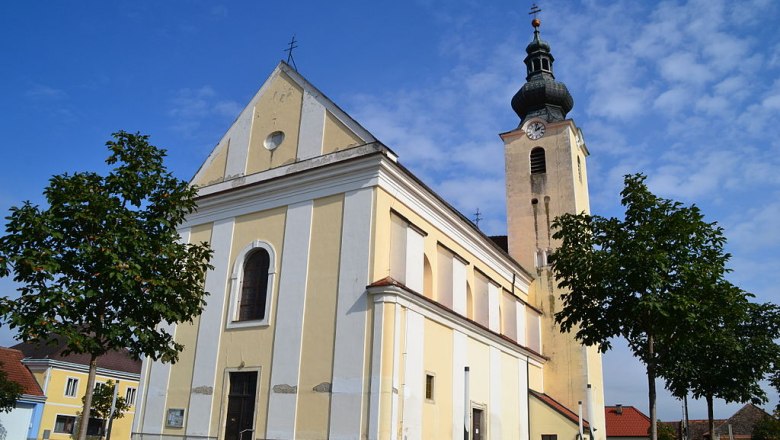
[425,373,435,401]
[530,147,546,174]
[65,377,79,397]
[126,387,137,406]
[577,156,582,182]
[240,249,270,321]
[224,372,258,440]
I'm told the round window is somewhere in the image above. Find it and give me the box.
[264,131,285,151]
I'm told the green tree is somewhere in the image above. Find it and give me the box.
[0,364,23,412]
[549,174,732,440]
[655,421,676,440]
[0,131,213,440]
[753,410,780,440]
[78,380,130,439]
[660,294,780,439]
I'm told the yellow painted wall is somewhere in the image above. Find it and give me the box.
[210,206,287,438]
[422,318,453,439]
[529,363,544,391]
[295,194,344,439]
[322,110,363,154]
[36,366,139,440]
[501,352,521,439]
[529,396,584,440]
[192,139,229,187]
[162,223,212,437]
[246,72,303,175]
[466,339,490,409]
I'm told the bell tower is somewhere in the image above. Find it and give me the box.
[502,16,606,439]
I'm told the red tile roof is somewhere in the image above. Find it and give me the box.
[531,390,590,428]
[605,405,651,437]
[0,347,44,396]
[12,335,141,374]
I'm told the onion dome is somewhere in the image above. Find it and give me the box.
[511,18,574,125]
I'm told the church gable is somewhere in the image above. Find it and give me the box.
[191,62,376,188]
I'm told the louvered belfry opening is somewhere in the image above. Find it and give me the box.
[530,147,547,174]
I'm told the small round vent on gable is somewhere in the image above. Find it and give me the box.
[264,131,285,151]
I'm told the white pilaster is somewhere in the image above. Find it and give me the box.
[452,259,467,315]
[516,302,527,347]
[488,282,500,333]
[329,188,374,439]
[518,358,530,440]
[297,88,326,160]
[489,347,502,439]
[451,330,467,440]
[367,300,387,440]
[405,227,425,293]
[402,310,424,440]
[186,218,235,438]
[224,106,255,177]
[266,201,314,439]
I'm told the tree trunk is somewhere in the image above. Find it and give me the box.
[707,393,715,440]
[78,354,98,440]
[648,335,658,440]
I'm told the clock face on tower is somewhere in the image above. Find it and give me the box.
[526,121,546,140]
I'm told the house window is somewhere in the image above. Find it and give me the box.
[65,377,79,397]
[239,249,271,321]
[425,373,435,401]
[228,241,277,328]
[530,147,546,174]
[55,415,77,434]
[126,387,137,406]
[86,418,105,437]
[542,435,558,440]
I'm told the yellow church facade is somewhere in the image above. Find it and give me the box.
[133,20,605,440]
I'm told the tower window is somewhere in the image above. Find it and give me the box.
[533,59,541,71]
[425,373,435,401]
[530,147,546,174]
[577,156,583,182]
[542,58,550,71]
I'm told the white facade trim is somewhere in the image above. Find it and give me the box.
[185,217,235,437]
[297,88,326,160]
[401,310,424,440]
[225,240,277,329]
[266,200,314,439]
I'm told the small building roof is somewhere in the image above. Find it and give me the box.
[0,347,44,396]
[605,405,650,438]
[12,334,141,374]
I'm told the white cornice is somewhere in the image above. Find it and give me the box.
[368,284,545,367]
[21,359,140,381]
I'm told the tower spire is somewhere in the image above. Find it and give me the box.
[511,16,574,125]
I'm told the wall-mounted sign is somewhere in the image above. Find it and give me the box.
[166,408,185,428]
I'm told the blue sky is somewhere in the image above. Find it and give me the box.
[2,0,780,422]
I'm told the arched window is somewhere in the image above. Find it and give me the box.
[228,240,276,328]
[530,147,546,174]
[542,58,550,71]
[239,249,270,321]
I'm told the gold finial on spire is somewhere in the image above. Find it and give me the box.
[529,3,542,28]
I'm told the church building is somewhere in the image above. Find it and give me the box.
[132,18,606,440]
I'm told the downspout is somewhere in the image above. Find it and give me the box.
[578,401,584,440]
[464,366,470,440]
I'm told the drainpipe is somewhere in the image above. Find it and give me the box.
[578,401,584,440]
[464,367,470,440]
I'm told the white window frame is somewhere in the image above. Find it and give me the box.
[125,386,137,406]
[64,377,79,398]
[226,240,277,329]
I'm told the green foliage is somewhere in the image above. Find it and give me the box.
[0,364,23,413]
[753,411,780,440]
[0,131,213,439]
[81,380,130,421]
[550,173,734,440]
[654,421,676,440]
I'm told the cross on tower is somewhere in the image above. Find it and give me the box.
[529,3,542,18]
[473,208,483,229]
[285,35,298,71]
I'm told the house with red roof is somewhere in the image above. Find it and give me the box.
[0,347,46,440]
[605,405,651,440]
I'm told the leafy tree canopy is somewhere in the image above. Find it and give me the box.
[0,131,213,439]
[550,173,733,440]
